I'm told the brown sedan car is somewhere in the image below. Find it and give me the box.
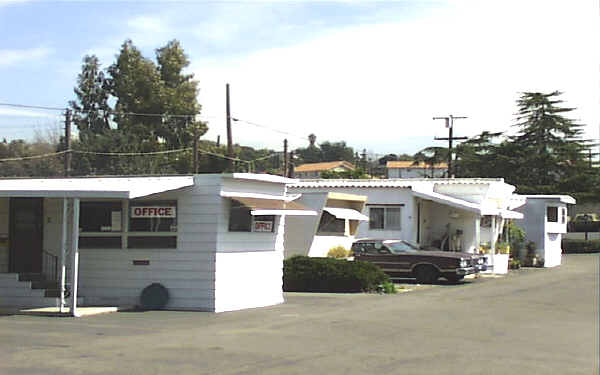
[352,239,487,284]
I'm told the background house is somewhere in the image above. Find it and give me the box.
[294,161,355,179]
[386,161,447,178]
[289,178,523,273]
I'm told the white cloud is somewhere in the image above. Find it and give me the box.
[193,1,599,154]
[0,46,52,67]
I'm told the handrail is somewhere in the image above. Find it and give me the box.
[42,250,58,282]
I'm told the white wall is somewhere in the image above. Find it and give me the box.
[283,193,326,258]
[214,176,289,312]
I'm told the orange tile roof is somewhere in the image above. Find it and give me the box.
[295,161,355,172]
[386,160,448,169]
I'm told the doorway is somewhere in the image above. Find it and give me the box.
[9,198,43,274]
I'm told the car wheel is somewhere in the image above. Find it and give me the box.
[415,266,439,284]
[445,274,463,283]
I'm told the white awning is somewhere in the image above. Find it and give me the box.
[499,209,524,219]
[412,189,482,214]
[225,195,316,216]
[0,176,195,199]
[323,207,369,221]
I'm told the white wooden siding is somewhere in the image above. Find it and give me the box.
[77,178,221,311]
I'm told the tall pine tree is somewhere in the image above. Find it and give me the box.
[509,91,592,193]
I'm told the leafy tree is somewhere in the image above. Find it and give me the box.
[320,168,369,179]
[155,40,206,149]
[412,147,448,178]
[69,55,112,134]
[454,131,503,178]
[320,141,355,163]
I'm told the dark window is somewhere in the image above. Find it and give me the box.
[369,206,402,230]
[229,201,252,231]
[79,236,121,249]
[369,208,384,229]
[561,208,566,224]
[317,211,345,234]
[80,201,122,232]
[547,206,558,222]
[128,236,176,249]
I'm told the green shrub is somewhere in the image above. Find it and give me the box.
[378,281,397,294]
[283,256,390,293]
[327,245,350,259]
[562,239,600,253]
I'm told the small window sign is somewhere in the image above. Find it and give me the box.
[253,220,273,232]
[131,206,176,218]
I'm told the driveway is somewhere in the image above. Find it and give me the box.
[0,254,597,375]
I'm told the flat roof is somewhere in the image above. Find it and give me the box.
[0,176,195,199]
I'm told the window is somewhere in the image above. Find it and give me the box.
[79,201,122,249]
[317,211,346,235]
[128,201,177,249]
[79,200,178,249]
[369,206,402,230]
[561,207,567,224]
[547,206,558,223]
[228,201,275,232]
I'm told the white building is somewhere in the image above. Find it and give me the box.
[386,161,447,178]
[0,174,315,314]
[284,192,368,258]
[289,178,524,273]
[515,195,575,267]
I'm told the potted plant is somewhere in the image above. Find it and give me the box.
[525,241,537,266]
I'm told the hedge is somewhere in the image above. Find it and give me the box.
[561,239,600,254]
[283,256,390,293]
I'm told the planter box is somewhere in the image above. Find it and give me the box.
[483,253,509,274]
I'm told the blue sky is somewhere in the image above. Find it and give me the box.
[0,0,598,157]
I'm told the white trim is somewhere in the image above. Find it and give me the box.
[251,209,316,216]
[220,191,300,202]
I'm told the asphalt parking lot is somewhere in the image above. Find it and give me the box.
[0,254,597,375]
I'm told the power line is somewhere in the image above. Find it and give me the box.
[0,102,66,111]
[0,150,69,162]
[231,117,307,142]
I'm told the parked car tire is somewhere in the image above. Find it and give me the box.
[414,265,439,284]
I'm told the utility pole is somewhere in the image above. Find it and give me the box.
[288,150,295,178]
[193,118,199,174]
[225,83,233,170]
[283,139,288,177]
[64,109,72,177]
[433,115,467,178]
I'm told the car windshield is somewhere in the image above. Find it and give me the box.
[385,241,419,253]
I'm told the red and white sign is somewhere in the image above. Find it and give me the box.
[253,220,273,232]
[131,206,176,218]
